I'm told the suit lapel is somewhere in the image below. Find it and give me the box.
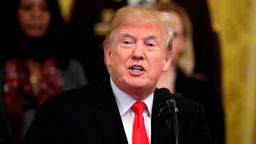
[93,81,128,144]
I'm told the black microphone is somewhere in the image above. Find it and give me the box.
[157,88,180,144]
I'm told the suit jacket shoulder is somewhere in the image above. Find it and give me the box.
[23,81,128,144]
[153,88,217,144]
[23,81,216,144]
[176,71,225,144]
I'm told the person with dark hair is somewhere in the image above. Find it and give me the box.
[2,0,86,143]
[23,6,216,144]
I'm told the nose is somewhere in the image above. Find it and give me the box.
[132,43,145,60]
[32,8,42,18]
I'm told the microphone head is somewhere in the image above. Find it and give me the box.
[155,88,175,102]
[156,88,178,113]
[156,88,176,116]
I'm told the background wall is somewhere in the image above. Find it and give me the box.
[214,0,256,143]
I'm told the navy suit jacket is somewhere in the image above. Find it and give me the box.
[23,80,216,144]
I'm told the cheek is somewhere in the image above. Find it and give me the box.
[42,13,51,29]
[172,39,185,55]
[111,49,127,67]
[106,47,125,67]
[150,55,167,72]
[18,11,29,29]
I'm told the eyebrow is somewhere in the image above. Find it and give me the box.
[144,35,158,41]
[119,33,134,39]
[120,32,158,41]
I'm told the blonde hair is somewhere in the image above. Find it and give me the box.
[153,2,195,75]
[103,6,175,52]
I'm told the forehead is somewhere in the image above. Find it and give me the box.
[19,0,47,5]
[116,21,167,39]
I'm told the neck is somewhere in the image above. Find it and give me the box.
[125,86,154,101]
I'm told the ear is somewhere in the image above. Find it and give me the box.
[104,46,112,68]
[162,54,172,72]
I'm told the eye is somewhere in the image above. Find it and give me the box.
[20,3,33,11]
[146,43,157,47]
[121,38,134,48]
[123,40,131,44]
[145,40,157,49]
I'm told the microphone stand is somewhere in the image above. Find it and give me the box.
[169,99,180,144]
[158,99,180,144]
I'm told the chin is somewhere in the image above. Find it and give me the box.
[26,31,45,38]
[125,78,150,89]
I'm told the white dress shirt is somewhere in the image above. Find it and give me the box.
[127,0,157,7]
[110,79,154,144]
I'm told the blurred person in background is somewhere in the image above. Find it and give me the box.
[154,2,225,144]
[2,0,87,143]
[172,0,222,100]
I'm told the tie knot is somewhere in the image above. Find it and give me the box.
[132,101,147,114]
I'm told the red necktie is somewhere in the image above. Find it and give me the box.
[131,101,149,144]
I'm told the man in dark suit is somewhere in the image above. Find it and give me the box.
[67,0,222,97]
[23,6,216,144]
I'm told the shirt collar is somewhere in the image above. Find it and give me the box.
[127,0,157,7]
[110,78,154,116]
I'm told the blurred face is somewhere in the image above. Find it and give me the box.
[18,0,51,38]
[105,22,171,100]
[170,12,186,63]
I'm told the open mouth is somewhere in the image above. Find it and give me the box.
[129,65,145,72]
